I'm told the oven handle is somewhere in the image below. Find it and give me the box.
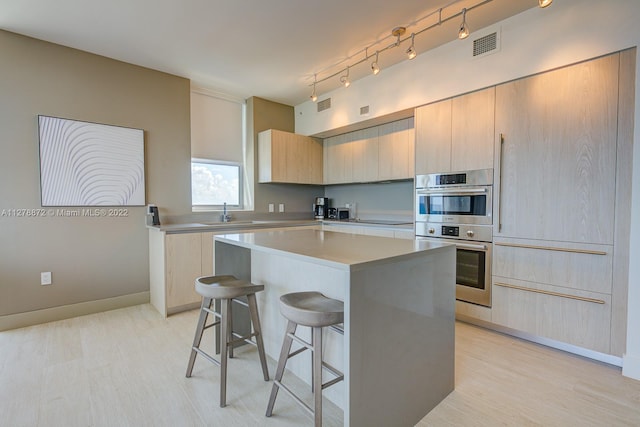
[453,242,488,251]
[416,188,487,195]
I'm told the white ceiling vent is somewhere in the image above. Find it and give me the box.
[317,98,331,112]
[473,31,499,58]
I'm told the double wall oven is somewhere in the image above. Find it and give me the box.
[415,169,493,307]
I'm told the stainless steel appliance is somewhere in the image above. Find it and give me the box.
[415,169,492,225]
[327,207,338,219]
[313,197,329,219]
[337,208,350,220]
[415,169,493,307]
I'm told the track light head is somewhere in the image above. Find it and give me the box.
[538,0,552,7]
[406,33,417,60]
[371,51,380,75]
[458,8,470,40]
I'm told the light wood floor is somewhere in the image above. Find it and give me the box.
[1,304,639,426]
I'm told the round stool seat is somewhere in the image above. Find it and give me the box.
[195,276,264,300]
[279,291,344,328]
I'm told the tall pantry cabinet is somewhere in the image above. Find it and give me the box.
[491,50,635,356]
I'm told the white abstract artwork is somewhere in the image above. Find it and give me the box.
[38,115,145,206]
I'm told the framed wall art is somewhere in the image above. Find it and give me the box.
[38,115,145,206]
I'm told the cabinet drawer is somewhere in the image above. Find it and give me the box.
[492,278,611,353]
[493,240,613,294]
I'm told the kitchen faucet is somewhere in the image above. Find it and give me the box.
[221,202,231,223]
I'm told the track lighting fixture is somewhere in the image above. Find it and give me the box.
[406,33,417,60]
[340,66,351,88]
[458,8,470,40]
[538,0,552,7]
[308,0,530,99]
[310,74,318,102]
[371,51,380,75]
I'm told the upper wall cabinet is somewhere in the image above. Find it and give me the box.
[415,87,495,175]
[378,118,415,181]
[258,129,323,184]
[324,118,414,185]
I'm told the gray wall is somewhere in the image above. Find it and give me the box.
[324,181,414,220]
[0,30,191,317]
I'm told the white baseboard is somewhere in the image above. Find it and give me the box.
[623,353,640,380]
[0,291,150,332]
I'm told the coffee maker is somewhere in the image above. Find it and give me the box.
[313,197,329,219]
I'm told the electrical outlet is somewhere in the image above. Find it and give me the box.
[268,203,274,213]
[41,272,52,285]
[278,203,285,213]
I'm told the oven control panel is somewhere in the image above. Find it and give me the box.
[416,222,492,242]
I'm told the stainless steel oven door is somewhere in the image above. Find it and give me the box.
[417,236,492,307]
[415,186,492,225]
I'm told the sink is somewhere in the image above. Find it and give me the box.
[197,220,272,226]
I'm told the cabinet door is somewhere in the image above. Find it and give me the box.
[451,87,495,172]
[324,134,352,184]
[378,118,414,180]
[415,99,452,174]
[258,129,322,184]
[491,279,612,354]
[351,127,379,182]
[201,232,215,276]
[495,54,618,244]
[165,233,202,310]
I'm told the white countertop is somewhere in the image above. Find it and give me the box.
[215,228,449,271]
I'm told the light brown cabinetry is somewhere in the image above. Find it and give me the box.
[324,119,414,184]
[494,55,618,244]
[258,129,323,184]
[415,87,494,175]
[149,231,209,317]
[490,51,634,357]
[378,118,415,180]
[350,127,378,183]
[324,133,353,184]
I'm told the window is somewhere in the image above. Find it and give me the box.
[191,159,242,207]
[190,88,252,211]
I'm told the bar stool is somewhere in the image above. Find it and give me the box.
[186,275,269,407]
[266,291,344,427]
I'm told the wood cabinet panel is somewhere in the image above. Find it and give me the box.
[451,87,495,172]
[201,231,214,276]
[324,133,353,184]
[494,54,619,244]
[351,127,379,183]
[165,233,202,310]
[415,99,451,175]
[415,88,493,175]
[491,278,612,354]
[493,239,613,294]
[378,118,415,180]
[258,129,323,184]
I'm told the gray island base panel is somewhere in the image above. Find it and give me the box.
[214,229,456,427]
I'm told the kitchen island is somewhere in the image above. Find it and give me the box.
[214,228,455,427]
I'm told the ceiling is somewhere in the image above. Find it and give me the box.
[0,0,540,106]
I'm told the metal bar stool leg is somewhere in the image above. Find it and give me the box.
[220,298,232,407]
[247,293,269,381]
[186,297,211,377]
[313,326,323,427]
[266,320,297,416]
